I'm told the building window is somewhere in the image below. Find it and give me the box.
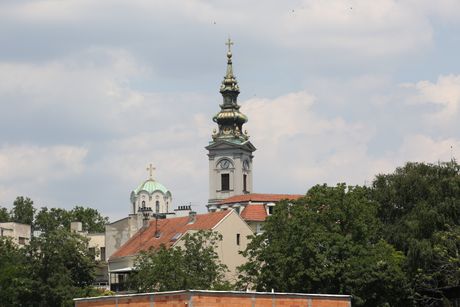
[221,174,230,191]
[89,247,96,260]
[256,223,264,234]
[156,200,160,213]
[236,233,240,246]
[141,200,146,208]
[101,247,106,261]
[18,237,26,245]
[268,206,274,215]
[243,174,247,192]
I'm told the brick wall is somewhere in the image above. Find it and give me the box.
[75,290,351,307]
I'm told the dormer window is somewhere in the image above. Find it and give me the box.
[267,203,275,215]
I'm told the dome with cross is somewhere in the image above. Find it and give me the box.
[133,179,170,195]
[130,164,172,215]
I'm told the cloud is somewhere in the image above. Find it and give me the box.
[241,91,375,192]
[0,144,88,206]
[0,0,453,61]
[240,89,460,194]
[397,134,459,162]
[402,74,460,124]
[0,144,87,182]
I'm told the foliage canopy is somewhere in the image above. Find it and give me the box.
[130,230,229,292]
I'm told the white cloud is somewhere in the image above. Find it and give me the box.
[397,134,459,162]
[0,0,452,57]
[241,89,460,194]
[0,144,87,182]
[403,74,460,124]
[240,91,375,191]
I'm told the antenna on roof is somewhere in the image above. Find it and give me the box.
[152,212,175,238]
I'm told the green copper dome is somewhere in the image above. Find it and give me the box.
[133,179,170,195]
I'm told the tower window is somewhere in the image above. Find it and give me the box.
[236,233,240,246]
[221,174,230,191]
[243,174,247,192]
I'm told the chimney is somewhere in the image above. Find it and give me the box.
[70,221,83,233]
[142,216,149,228]
[188,211,197,224]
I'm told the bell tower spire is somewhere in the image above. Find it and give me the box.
[206,39,256,210]
[212,38,249,143]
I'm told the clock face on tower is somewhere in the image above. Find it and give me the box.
[243,160,250,170]
[220,159,231,169]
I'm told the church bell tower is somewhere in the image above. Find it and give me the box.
[206,39,256,210]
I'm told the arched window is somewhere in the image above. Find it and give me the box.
[141,200,146,208]
[156,200,160,213]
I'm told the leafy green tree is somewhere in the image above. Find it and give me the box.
[25,228,96,306]
[131,230,228,292]
[0,237,35,305]
[70,206,109,233]
[372,161,460,306]
[34,206,108,233]
[238,184,412,307]
[0,206,9,222]
[34,206,72,233]
[131,246,186,292]
[11,196,35,225]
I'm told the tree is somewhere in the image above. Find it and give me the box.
[11,196,35,225]
[34,207,72,233]
[0,237,35,305]
[372,161,460,306]
[70,206,109,233]
[238,184,412,307]
[130,230,229,292]
[0,206,9,222]
[25,228,96,306]
[131,246,186,292]
[34,206,108,233]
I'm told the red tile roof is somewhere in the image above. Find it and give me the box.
[110,211,231,260]
[220,193,303,205]
[240,204,267,222]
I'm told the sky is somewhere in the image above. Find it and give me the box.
[1,0,460,221]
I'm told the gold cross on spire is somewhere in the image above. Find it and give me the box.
[146,163,156,179]
[225,38,234,53]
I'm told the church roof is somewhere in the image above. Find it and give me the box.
[109,211,231,260]
[240,204,267,222]
[133,178,170,195]
[219,193,304,205]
